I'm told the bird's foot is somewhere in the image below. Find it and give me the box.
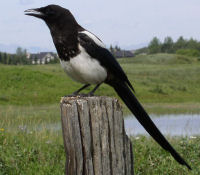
[87,92,94,97]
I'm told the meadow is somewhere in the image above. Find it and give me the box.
[0,53,200,174]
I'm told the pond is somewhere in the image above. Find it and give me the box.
[125,114,200,136]
[31,114,200,137]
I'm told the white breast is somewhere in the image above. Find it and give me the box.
[60,45,107,84]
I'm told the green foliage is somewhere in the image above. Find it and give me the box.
[134,47,148,55]
[49,57,60,64]
[0,47,59,65]
[16,47,26,56]
[114,45,121,51]
[143,36,200,56]
[176,49,200,57]
[109,45,125,58]
[148,37,161,54]
[0,47,31,65]
[119,53,197,65]
[110,44,114,53]
[161,36,174,53]
[174,36,187,50]
[186,38,200,50]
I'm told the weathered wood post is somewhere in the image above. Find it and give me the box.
[60,96,134,175]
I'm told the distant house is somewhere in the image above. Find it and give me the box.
[114,50,134,58]
[111,50,134,58]
[27,52,58,64]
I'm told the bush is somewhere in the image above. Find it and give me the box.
[176,49,200,57]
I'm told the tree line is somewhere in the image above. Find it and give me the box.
[0,47,31,65]
[0,47,59,65]
[1,37,200,65]
[136,36,200,57]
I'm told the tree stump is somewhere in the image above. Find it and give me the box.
[60,96,134,175]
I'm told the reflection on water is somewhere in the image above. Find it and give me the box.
[125,114,200,136]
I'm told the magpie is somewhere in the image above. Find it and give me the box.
[25,4,191,170]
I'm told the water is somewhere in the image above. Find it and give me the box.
[125,114,200,136]
[31,114,200,137]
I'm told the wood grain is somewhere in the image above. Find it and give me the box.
[60,96,134,175]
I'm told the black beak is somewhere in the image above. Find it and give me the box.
[24,8,45,18]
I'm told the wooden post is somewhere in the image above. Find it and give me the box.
[60,96,134,175]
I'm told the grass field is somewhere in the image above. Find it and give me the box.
[0,53,200,113]
[0,53,200,174]
[1,129,199,174]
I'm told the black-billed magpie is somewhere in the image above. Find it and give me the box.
[25,4,191,170]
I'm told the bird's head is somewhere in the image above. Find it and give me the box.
[25,5,77,28]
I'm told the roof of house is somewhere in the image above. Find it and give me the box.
[114,50,134,58]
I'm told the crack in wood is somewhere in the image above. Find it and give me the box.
[61,96,134,175]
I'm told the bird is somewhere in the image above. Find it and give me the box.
[25,4,191,170]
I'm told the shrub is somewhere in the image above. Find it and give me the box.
[176,49,200,57]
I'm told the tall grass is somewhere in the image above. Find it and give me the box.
[0,105,65,174]
[133,136,200,174]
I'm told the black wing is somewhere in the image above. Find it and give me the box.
[78,31,134,91]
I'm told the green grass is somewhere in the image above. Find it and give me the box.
[132,136,200,174]
[0,53,200,174]
[0,105,64,174]
[0,105,199,174]
[0,105,60,131]
[119,53,199,64]
[0,129,65,174]
[1,128,199,174]
[0,53,200,113]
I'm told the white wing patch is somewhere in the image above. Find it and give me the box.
[79,30,106,48]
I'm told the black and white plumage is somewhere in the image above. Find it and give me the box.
[25,4,191,170]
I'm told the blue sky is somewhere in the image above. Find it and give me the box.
[0,0,200,53]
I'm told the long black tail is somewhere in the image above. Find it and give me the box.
[109,81,191,170]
